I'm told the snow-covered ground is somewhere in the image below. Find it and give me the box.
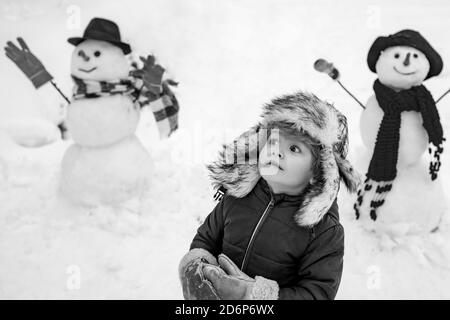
[0,0,449,299]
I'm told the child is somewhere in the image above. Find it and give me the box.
[179,91,360,300]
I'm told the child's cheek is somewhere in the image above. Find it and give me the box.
[289,154,311,175]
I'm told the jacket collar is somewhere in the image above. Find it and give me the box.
[255,178,305,206]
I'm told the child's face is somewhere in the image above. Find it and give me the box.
[258,132,314,194]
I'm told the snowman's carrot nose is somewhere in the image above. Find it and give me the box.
[403,53,411,67]
[78,50,90,62]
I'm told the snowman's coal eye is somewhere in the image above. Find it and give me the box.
[413,53,418,58]
[94,51,101,57]
[394,53,400,59]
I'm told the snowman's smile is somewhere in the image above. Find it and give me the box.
[393,66,416,76]
[78,67,97,73]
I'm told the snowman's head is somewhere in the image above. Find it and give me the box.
[368,30,443,88]
[375,46,430,90]
[70,40,129,81]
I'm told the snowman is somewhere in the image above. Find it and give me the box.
[4,17,180,208]
[353,29,446,237]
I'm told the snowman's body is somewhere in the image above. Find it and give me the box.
[61,135,152,206]
[60,39,152,207]
[360,95,429,167]
[358,95,446,235]
[357,45,447,236]
[66,94,139,147]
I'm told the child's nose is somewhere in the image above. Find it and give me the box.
[271,149,284,159]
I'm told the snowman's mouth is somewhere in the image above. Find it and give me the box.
[393,66,416,76]
[78,67,97,73]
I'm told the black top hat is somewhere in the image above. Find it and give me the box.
[67,17,131,54]
[367,29,443,79]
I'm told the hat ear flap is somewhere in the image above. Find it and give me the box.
[334,153,361,193]
[207,124,264,198]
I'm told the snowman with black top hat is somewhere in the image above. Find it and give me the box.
[5,17,180,208]
[316,29,447,238]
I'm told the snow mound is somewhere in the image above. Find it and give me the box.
[0,117,59,148]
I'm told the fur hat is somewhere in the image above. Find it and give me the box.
[207,91,361,227]
[367,29,443,80]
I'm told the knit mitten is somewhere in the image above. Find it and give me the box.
[130,55,165,95]
[5,37,53,89]
[179,248,220,300]
[203,254,279,300]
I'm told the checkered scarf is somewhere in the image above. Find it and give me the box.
[71,75,179,138]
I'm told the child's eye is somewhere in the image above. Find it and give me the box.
[94,51,101,57]
[394,53,400,59]
[290,145,301,153]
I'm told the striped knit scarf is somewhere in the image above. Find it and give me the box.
[354,79,445,221]
[71,75,179,138]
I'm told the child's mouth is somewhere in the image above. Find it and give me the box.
[264,161,283,171]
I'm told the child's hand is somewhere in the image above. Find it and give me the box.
[181,258,220,300]
[203,254,255,300]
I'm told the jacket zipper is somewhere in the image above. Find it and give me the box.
[240,197,274,271]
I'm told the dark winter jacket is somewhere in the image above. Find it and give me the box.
[190,178,344,300]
